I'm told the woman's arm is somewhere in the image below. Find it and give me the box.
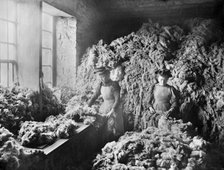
[88,83,101,107]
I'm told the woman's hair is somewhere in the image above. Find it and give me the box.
[155,69,172,78]
[94,67,110,75]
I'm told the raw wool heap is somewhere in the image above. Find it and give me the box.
[52,86,77,104]
[76,20,183,91]
[0,126,43,170]
[207,44,224,90]
[0,126,22,170]
[0,86,35,135]
[207,88,224,145]
[36,86,65,120]
[64,90,103,126]
[0,85,65,135]
[171,19,224,91]
[93,125,208,170]
[18,120,56,147]
[183,18,223,47]
[121,22,183,130]
[74,18,224,143]
[17,90,101,148]
[18,114,80,147]
[65,104,99,125]
[170,18,224,140]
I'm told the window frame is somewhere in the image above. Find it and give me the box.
[0,0,18,87]
[41,11,56,87]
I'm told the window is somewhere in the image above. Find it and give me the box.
[42,12,54,87]
[41,2,73,88]
[0,0,17,87]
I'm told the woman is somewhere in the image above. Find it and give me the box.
[88,67,124,141]
[143,69,179,128]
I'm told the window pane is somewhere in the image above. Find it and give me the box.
[42,31,52,48]
[8,0,17,22]
[8,22,16,43]
[0,0,7,20]
[8,45,16,60]
[42,66,52,84]
[42,49,52,65]
[9,63,13,85]
[0,0,17,87]
[0,44,8,59]
[0,20,8,42]
[42,13,53,31]
[1,63,8,86]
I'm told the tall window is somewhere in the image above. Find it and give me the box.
[42,2,73,87]
[0,0,17,87]
[42,12,54,87]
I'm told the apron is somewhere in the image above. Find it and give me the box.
[99,85,124,138]
[142,85,173,129]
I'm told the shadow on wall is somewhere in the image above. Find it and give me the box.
[96,18,146,44]
[93,15,223,45]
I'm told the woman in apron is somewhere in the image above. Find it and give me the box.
[143,69,179,128]
[88,67,124,141]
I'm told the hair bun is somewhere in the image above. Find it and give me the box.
[155,68,172,77]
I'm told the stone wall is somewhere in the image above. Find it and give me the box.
[56,17,77,87]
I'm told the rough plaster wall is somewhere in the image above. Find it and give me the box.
[75,0,100,67]
[56,17,76,88]
[17,0,41,91]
